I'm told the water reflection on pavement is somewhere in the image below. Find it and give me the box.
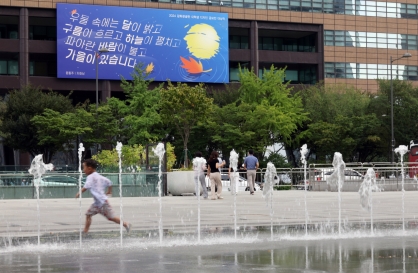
[1,235,417,273]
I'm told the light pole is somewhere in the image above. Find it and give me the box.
[95,47,109,154]
[95,47,109,110]
[390,52,412,163]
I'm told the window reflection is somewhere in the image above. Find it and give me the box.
[161,0,418,19]
[324,30,417,50]
[259,64,317,84]
[259,31,316,52]
[325,62,417,81]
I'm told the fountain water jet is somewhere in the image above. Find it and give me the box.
[359,168,380,235]
[116,141,123,246]
[77,143,85,248]
[192,155,206,243]
[229,149,239,240]
[300,144,309,236]
[152,143,165,244]
[395,145,408,233]
[263,162,276,241]
[327,152,345,236]
[28,155,54,246]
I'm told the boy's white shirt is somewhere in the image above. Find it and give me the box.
[84,172,112,206]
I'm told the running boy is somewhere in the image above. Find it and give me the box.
[76,159,131,234]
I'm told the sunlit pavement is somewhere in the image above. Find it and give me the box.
[1,190,416,237]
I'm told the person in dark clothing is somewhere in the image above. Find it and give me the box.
[207,151,225,200]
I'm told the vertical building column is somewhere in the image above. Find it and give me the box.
[317,25,324,82]
[101,80,111,103]
[250,21,259,75]
[19,8,29,88]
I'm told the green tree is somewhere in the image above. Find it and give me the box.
[160,82,213,168]
[0,85,74,162]
[119,65,164,144]
[369,79,418,161]
[209,66,308,164]
[92,143,176,171]
[92,144,146,171]
[32,102,126,158]
[31,108,92,156]
[301,83,380,162]
[81,103,123,149]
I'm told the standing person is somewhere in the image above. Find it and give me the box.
[75,159,131,234]
[193,151,208,199]
[244,149,259,195]
[207,151,225,200]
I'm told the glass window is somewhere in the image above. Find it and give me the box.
[312,2,322,12]
[279,0,290,10]
[8,60,18,75]
[0,16,19,39]
[229,28,249,49]
[29,61,34,76]
[230,35,241,49]
[0,60,7,74]
[29,16,56,41]
[285,70,298,81]
[325,62,418,81]
[230,67,240,82]
[29,53,57,77]
[241,36,249,49]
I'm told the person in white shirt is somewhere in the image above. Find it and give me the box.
[193,151,208,199]
[75,159,131,234]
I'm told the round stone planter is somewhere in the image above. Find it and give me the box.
[167,171,203,196]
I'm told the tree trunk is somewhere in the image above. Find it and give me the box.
[183,129,190,169]
[184,146,188,168]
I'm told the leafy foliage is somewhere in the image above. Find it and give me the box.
[369,79,418,161]
[92,144,146,171]
[300,84,380,162]
[120,64,164,144]
[92,143,176,171]
[160,82,213,167]
[31,108,92,147]
[165,143,176,171]
[0,85,74,162]
[208,65,308,165]
[261,152,292,169]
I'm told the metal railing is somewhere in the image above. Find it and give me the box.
[0,172,161,199]
[2,162,418,199]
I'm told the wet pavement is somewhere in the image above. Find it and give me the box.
[1,235,418,272]
[1,191,418,272]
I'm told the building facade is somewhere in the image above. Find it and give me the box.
[0,0,417,164]
[1,0,417,97]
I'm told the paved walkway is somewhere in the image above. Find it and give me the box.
[1,190,417,237]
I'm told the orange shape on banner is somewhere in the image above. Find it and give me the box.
[180,56,212,74]
[145,62,154,74]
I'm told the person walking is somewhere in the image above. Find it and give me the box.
[244,149,259,195]
[193,151,208,199]
[75,159,131,234]
[207,151,225,200]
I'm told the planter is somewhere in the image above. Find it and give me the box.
[167,171,202,196]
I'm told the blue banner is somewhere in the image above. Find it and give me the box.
[56,3,229,83]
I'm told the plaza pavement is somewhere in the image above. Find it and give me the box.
[0,190,417,237]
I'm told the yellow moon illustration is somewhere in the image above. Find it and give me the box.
[184,23,220,59]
